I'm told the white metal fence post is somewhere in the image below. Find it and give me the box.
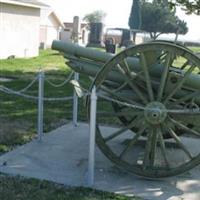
[73,72,79,127]
[88,86,97,186]
[38,71,44,141]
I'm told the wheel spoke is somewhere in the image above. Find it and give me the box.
[97,111,143,118]
[121,59,132,73]
[167,127,193,159]
[150,127,158,166]
[143,130,153,168]
[121,59,145,83]
[157,52,172,101]
[100,85,143,107]
[114,105,143,117]
[157,126,170,168]
[169,117,200,137]
[143,126,158,168]
[105,117,140,142]
[140,53,154,101]
[164,64,197,104]
[113,81,128,92]
[116,64,148,104]
[119,126,146,159]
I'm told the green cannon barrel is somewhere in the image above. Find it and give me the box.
[52,40,200,92]
[52,40,155,80]
[52,40,112,63]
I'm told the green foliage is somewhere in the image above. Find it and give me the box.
[129,0,142,29]
[169,0,200,15]
[83,10,107,23]
[176,19,188,34]
[144,0,200,15]
[140,1,188,39]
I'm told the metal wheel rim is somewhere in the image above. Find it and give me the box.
[88,41,200,178]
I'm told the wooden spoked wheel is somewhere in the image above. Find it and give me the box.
[88,41,200,178]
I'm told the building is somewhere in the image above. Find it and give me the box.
[0,0,48,59]
[61,21,89,45]
[39,9,64,48]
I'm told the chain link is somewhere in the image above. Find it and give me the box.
[66,82,200,114]
[98,93,200,114]
[45,71,74,88]
[3,75,39,93]
[97,93,145,110]
[0,85,73,102]
[43,96,73,101]
[0,86,38,100]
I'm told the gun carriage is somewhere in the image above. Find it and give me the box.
[52,40,200,178]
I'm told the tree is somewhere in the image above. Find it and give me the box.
[144,0,200,14]
[138,1,188,39]
[83,10,106,24]
[128,0,142,42]
[174,18,188,40]
[129,0,142,30]
[169,0,200,15]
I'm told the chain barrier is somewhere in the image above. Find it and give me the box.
[69,82,200,115]
[44,96,73,101]
[0,85,74,102]
[45,71,74,88]
[98,92,200,114]
[0,85,38,100]
[0,71,78,141]
[1,73,200,116]
[0,75,38,96]
[0,72,75,102]
[18,75,39,93]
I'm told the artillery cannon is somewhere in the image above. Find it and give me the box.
[52,40,200,178]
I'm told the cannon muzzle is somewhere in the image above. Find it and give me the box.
[52,40,112,63]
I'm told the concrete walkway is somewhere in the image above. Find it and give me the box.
[0,122,199,200]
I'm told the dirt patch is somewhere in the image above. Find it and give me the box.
[0,118,33,145]
[46,119,68,131]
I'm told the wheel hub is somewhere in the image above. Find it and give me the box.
[144,102,167,125]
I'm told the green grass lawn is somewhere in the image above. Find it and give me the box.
[0,49,67,77]
[190,46,200,53]
[0,174,141,200]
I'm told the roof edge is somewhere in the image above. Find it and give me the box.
[51,11,64,28]
[0,0,49,8]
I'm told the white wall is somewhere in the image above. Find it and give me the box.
[60,27,89,46]
[40,10,62,48]
[60,30,71,42]
[0,3,40,59]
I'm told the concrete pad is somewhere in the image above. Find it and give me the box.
[0,122,199,200]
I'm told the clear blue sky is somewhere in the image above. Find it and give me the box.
[43,0,200,41]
